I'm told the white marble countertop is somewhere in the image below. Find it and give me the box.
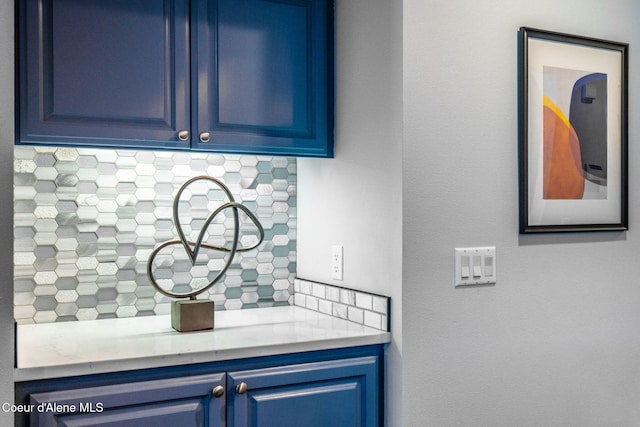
[15,306,390,382]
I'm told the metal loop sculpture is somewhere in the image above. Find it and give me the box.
[147,176,264,299]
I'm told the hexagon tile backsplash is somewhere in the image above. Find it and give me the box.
[14,147,297,324]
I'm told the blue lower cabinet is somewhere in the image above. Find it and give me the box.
[17,347,383,427]
[28,373,226,427]
[228,356,380,427]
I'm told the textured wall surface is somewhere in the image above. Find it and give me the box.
[297,0,404,424]
[403,1,640,426]
[14,146,297,324]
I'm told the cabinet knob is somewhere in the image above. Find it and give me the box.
[199,132,211,143]
[235,382,248,395]
[178,130,190,141]
[212,385,225,398]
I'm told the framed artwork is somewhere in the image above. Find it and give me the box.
[518,27,628,233]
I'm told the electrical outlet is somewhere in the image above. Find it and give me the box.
[331,245,343,280]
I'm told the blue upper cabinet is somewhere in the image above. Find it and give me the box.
[17,0,192,150]
[193,0,333,157]
[17,0,334,157]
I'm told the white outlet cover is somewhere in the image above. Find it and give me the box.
[331,245,343,281]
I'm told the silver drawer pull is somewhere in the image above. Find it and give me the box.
[178,130,189,141]
[212,385,225,398]
[235,382,248,395]
[199,132,211,143]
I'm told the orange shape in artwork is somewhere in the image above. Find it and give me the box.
[542,96,584,199]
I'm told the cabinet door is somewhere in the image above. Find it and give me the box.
[228,356,380,427]
[192,0,333,157]
[29,373,226,427]
[17,0,191,149]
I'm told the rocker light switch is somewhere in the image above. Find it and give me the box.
[460,256,470,278]
[455,247,497,287]
[484,255,494,276]
[472,256,482,278]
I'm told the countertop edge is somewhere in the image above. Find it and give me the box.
[14,333,390,382]
[14,307,391,382]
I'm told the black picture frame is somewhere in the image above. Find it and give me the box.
[518,27,628,233]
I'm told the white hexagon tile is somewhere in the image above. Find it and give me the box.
[14,147,297,324]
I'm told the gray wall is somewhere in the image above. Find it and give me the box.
[404,0,640,425]
[297,0,403,425]
[1,1,15,424]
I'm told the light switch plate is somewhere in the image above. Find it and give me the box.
[454,247,496,286]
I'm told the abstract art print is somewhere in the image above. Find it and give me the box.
[518,28,628,233]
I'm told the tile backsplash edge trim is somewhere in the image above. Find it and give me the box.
[293,278,390,332]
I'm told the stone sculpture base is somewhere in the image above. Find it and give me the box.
[171,299,215,332]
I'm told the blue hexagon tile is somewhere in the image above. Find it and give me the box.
[14,147,297,324]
